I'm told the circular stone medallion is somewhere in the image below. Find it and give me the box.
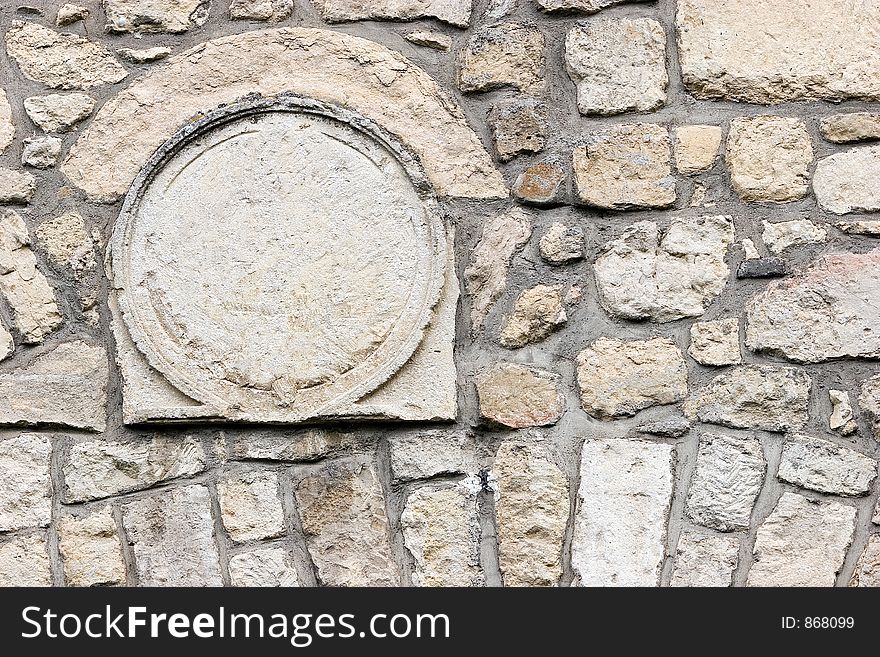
[112,98,446,420]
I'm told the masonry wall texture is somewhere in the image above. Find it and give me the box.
[0,0,879,588]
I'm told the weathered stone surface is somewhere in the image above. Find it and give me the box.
[814,146,880,214]
[63,29,505,202]
[464,208,532,333]
[5,22,127,90]
[514,160,565,206]
[686,433,765,532]
[405,31,452,51]
[573,124,675,209]
[476,364,565,429]
[500,284,566,348]
[748,492,856,587]
[820,113,880,144]
[389,431,475,481]
[487,98,546,161]
[670,531,738,587]
[58,507,126,586]
[0,211,62,343]
[829,390,857,435]
[745,250,880,363]
[228,547,300,586]
[116,47,172,63]
[539,223,583,264]
[24,94,95,133]
[458,23,544,93]
[0,342,107,431]
[683,365,810,432]
[230,0,293,21]
[850,535,880,587]
[104,0,210,33]
[573,439,674,587]
[0,168,36,203]
[835,220,880,236]
[637,415,692,438]
[778,435,876,496]
[317,0,470,26]
[741,238,760,260]
[295,458,400,586]
[401,484,483,587]
[674,125,722,174]
[0,533,51,586]
[726,116,813,203]
[689,318,741,367]
[860,374,880,442]
[0,433,52,533]
[218,471,284,542]
[875,500,880,525]
[63,435,206,503]
[21,136,62,169]
[536,0,636,10]
[57,4,89,25]
[565,17,667,116]
[594,216,733,322]
[35,212,96,274]
[0,324,12,361]
[0,89,13,154]
[122,484,224,586]
[677,0,880,103]
[737,257,787,279]
[762,219,826,254]
[577,337,688,419]
[494,441,568,587]
[230,429,363,462]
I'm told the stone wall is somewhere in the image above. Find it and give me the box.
[1,0,879,587]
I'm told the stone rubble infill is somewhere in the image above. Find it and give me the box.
[777,434,876,496]
[229,0,293,21]
[686,433,766,532]
[23,93,95,133]
[22,136,62,169]
[228,547,300,587]
[637,416,692,438]
[57,507,127,587]
[218,471,285,543]
[572,438,674,586]
[736,257,787,279]
[389,431,475,481]
[835,220,880,236]
[748,492,856,587]
[859,374,880,442]
[850,535,880,587]
[688,318,741,366]
[62,435,207,503]
[457,23,544,93]
[104,0,210,33]
[0,533,52,586]
[0,167,36,204]
[401,484,484,587]
[56,4,90,26]
[35,212,97,274]
[538,222,583,264]
[404,31,452,51]
[229,429,363,462]
[829,390,857,435]
[499,284,566,349]
[683,365,811,432]
[116,47,173,63]
[294,458,400,586]
[670,530,739,587]
[0,433,52,533]
[514,159,566,206]
[0,324,12,361]
[814,145,880,214]
[674,125,722,174]
[476,363,565,429]
[487,98,547,161]
[316,0,471,28]
[0,89,13,154]
[536,0,639,11]
[820,113,880,144]
[762,219,826,254]
[121,484,224,586]
[494,441,569,587]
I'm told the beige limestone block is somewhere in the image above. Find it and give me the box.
[476,364,565,429]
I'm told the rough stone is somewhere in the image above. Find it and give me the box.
[745,250,880,363]
[572,439,674,587]
[778,435,876,496]
[476,364,565,429]
[295,458,400,586]
[464,208,532,333]
[835,220,880,236]
[63,435,207,503]
[577,337,688,419]
[737,257,787,279]
[829,390,857,435]
[56,4,89,25]
[121,484,224,586]
[688,318,741,367]
[58,507,126,586]
[514,160,566,206]
[573,123,675,209]
[0,534,52,587]
[670,531,739,587]
[741,238,760,260]
[850,535,880,587]
[218,471,284,542]
[116,47,172,63]
[539,223,583,264]
[726,116,813,203]
[5,21,127,90]
[814,145,880,214]
[487,98,547,161]
[683,365,811,432]
[0,433,52,533]
[859,374,880,442]
[820,113,880,144]
[535,0,637,10]
[500,284,566,348]
[104,0,210,33]
[686,433,765,532]
[0,168,36,203]
[762,219,826,254]
[405,31,452,51]
[677,0,880,103]
[401,484,483,587]
[230,0,293,21]
[637,416,692,438]
[35,212,96,274]
[21,136,62,169]
[875,500,880,525]
[0,89,13,154]
[494,441,569,587]
[594,215,733,322]
[565,17,667,116]
[748,492,856,587]
[23,94,95,133]
[0,324,12,361]
[389,431,475,481]
[317,0,470,27]
[228,547,300,586]
[229,429,364,462]
[674,125,722,174]
[458,23,544,93]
